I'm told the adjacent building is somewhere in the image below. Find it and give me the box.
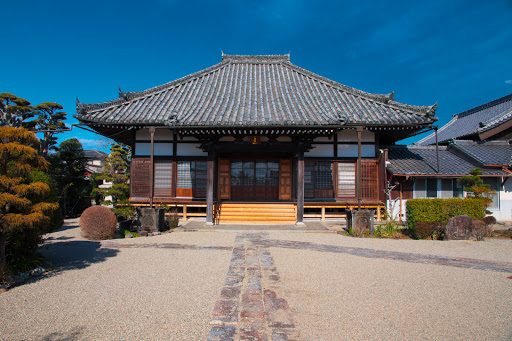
[388,94,512,221]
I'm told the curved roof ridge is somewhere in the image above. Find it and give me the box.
[221,54,290,63]
[458,93,512,118]
[477,106,512,133]
[282,61,436,117]
[415,115,458,145]
[77,60,230,112]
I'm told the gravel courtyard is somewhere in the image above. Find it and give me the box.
[0,219,511,340]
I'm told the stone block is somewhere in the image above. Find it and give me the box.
[444,215,474,240]
[472,220,492,240]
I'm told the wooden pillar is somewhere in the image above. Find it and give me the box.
[206,143,215,226]
[149,127,155,207]
[296,142,305,226]
[357,126,363,210]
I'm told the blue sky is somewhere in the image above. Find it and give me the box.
[2,0,511,151]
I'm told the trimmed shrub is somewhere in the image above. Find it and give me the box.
[413,222,445,240]
[80,206,117,240]
[406,198,486,230]
[483,215,497,226]
[167,209,179,230]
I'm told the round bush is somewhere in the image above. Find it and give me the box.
[483,215,497,226]
[80,206,117,240]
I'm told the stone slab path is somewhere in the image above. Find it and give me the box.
[208,233,298,341]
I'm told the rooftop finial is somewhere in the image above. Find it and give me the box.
[119,87,128,100]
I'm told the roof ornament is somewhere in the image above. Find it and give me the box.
[426,102,438,116]
[384,90,395,103]
[479,121,486,128]
[76,98,86,114]
[118,87,129,101]
[167,112,179,126]
[337,111,348,125]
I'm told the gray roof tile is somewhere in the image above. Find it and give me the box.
[387,145,509,176]
[417,93,512,145]
[76,54,437,129]
[450,140,512,166]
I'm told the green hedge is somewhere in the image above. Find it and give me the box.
[406,198,487,230]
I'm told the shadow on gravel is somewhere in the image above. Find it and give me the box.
[39,326,84,341]
[39,241,120,274]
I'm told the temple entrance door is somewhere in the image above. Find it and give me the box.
[218,158,231,200]
[230,160,280,201]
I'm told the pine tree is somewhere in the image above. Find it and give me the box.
[93,143,131,208]
[0,93,35,128]
[33,102,68,156]
[52,139,90,217]
[0,127,58,275]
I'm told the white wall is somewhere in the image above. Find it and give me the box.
[177,143,207,156]
[136,128,173,140]
[492,178,512,221]
[338,144,375,157]
[135,143,173,156]
[338,130,375,142]
[305,144,334,157]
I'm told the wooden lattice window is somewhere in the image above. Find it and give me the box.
[177,161,207,198]
[305,162,334,199]
[154,160,173,197]
[361,160,378,200]
[131,158,151,198]
[337,162,356,198]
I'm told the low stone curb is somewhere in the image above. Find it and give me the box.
[1,266,49,292]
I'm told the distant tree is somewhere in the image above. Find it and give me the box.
[0,127,58,276]
[32,102,68,156]
[52,139,90,217]
[0,93,35,128]
[457,168,496,209]
[93,143,131,208]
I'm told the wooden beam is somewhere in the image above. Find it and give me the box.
[206,143,215,225]
[357,126,363,210]
[149,127,155,208]
[296,142,305,226]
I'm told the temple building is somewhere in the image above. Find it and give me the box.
[75,54,437,225]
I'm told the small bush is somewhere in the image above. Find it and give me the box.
[167,209,179,230]
[80,206,117,240]
[483,216,497,226]
[407,198,486,230]
[413,222,445,240]
[373,221,407,239]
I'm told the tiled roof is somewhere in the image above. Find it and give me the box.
[387,145,509,176]
[450,140,512,166]
[84,149,108,159]
[477,106,512,134]
[417,93,512,145]
[76,54,437,129]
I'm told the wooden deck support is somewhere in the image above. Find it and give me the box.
[149,127,155,207]
[296,142,305,226]
[206,143,214,225]
[357,126,363,210]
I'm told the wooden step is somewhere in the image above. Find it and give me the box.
[220,208,295,214]
[217,203,297,224]
[217,220,297,224]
